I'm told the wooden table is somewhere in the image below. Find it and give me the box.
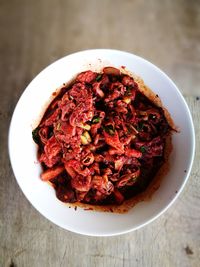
[0,1,199,266]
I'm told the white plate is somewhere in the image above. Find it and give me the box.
[8,49,195,236]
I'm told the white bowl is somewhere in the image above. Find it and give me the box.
[8,49,195,236]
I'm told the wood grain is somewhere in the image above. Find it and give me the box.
[0,1,200,266]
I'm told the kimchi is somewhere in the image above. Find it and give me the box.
[32,67,173,208]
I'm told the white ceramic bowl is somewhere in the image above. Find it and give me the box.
[9,49,195,236]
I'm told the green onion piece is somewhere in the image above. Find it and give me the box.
[96,74,102,82]
[32,127,40,144]
[103,125,115,135]
[56,122,61,130]
[92,116,100,124]
[79,123,91,130]
[140,146,147,153]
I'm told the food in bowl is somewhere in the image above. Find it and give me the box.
[32,66,174,212]
[9,49,195,235]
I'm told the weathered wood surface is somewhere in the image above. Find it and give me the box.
[0,1,200,266]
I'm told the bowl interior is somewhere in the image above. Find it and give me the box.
[9,49,195,236]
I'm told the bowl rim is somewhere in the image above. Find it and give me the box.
[8,49,195,236]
